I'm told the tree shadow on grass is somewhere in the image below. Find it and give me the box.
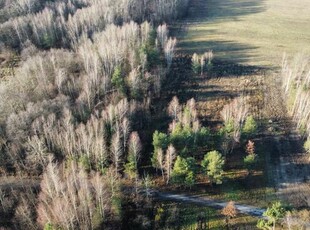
[171,0,268,66]
[179,39,268,66]
[186,0,266,23]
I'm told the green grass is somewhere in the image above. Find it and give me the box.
[174,0,310,68]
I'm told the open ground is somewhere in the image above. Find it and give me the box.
[165,0,310,227]
[174,0,310,68]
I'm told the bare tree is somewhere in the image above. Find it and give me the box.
[156,148,165,182]
[37,161,112,230]
[221,96,249,143]
[121,117,131,150]
[157,24,168,49]
[111,128,123,173]
[168,96,181,120]
[165,144,176,184]
[164,37,177,70]
[128,131,142,172]
[282,54,310,135]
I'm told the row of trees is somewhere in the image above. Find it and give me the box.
[281,54,310,157]
[0,0,189,49]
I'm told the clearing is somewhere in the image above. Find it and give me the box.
[174,0,310,68]
[170,0,310,211]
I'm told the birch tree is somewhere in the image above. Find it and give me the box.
[165,144,176,184]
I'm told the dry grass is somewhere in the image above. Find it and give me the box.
[174,0,310,68]
[198,75,264,122]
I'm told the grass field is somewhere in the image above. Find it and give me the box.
[174,0,310,67]
[160,0,310,227]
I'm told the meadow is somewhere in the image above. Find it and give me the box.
[175,0,310,67]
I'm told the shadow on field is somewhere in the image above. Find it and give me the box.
[179,40,261,65]
[186,0,266,22]
[173,0,267,64]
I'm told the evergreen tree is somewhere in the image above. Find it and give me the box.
[171,156,196,187]
[201,150,225,184]
[257,202,286,230]
[242,115,257,137]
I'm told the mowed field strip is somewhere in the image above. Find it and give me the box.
[176,0,310,67]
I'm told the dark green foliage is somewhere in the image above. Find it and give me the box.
[78,155,91,172]
[152,131,169,167]
[191,53,200,74]
[125,146,139,179]
[139,28,160,70]
[243,154,257,171]
[257,202,286,229]
[201,150,225,184]
[140,44,160,70]
[112,66,126,95]
[170,123,193,150]
[153,131,169,150]
[171,156,196,187]
[41,32,56,49]
[170,123,210,157]
[195,127,211,146]
[242,116,257,137]
[220,119,234,135]
[243,140,257,173]
[43,223,54,230]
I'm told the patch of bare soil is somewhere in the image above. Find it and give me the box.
[170,58,266,128]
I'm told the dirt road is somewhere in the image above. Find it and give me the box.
[154,190,266,217]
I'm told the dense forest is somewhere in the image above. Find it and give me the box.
[0,0,190,229]
[0,0,310,229]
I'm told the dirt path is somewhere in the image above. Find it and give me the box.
[154,190,266,217]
